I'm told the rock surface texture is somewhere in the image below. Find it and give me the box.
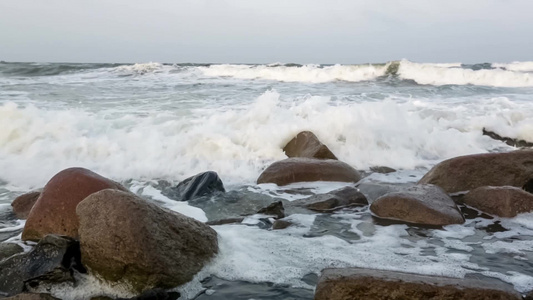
[22,168,126,241]
[4,294,61,300]
[314,268,522,300]
[283,131,338,160]
[11,190,41,220]
[77,189,218,292]
[290,186,367,212]
[370,185,464,226]
[0,235,84,297]
[463,186,533,217]
[170,171,225,201]
[257,158,361,186]
[418,150,533,193]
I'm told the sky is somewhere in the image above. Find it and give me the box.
[0,0,532,64]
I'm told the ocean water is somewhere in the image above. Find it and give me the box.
[0,60,532,299]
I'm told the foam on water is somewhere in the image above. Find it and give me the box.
[2,88,528,189]
[493,61,533,72]
[398,60,533,87]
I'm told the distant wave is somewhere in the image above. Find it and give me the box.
[112,62,164,75]
[492,61,533,72]
[0,62,118,77]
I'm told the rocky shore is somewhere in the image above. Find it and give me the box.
[1,131,532,299]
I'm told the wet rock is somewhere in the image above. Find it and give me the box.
[356,183,406,204]
[483,128,533,148]
[315,268,522,300]
[283,131,337,160]
[166,171,225,201]
[4,293,60,300]
[290,186,367,212]
[257,158,361,186]
[91,289,180,300]
[206,217,245,226]
[11,190,41,220]
[272,220,292,230]
[369,166,396,174]
[370,184,464,226]
[22,168,127,241]
[257,201,285,219]
[0,235,84,297]
[0,243,23,261]
[418,150,533,193]
[77,189,218,292]
[463,186,533,217]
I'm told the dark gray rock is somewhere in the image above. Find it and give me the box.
[256,201,285,219]
[369,166,396,174]
[315,268,522,300]
[77,189,218,293]
[166,171,225,201]
[290,186,367,212]
[0,235,84,297]
[0,243,23,261]
[370,184,465,226]
[483,128,533,148]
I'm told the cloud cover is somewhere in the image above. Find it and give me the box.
[0,0,532,63]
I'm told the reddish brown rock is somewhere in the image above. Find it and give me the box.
[11,190,41,219]
[283,131,337,160]
[370,184,464,226]
[257,158,361,186]
[77,189,218,292]
[314,268,522,300]
[419,150,533,193]
[463,186,533,217]
[22,168,126,241]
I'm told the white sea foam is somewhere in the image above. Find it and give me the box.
[113,62,164,75]
[493,61,533,72]
[2,89,530,189]
[398,60,533,87]
[197,63,388,83]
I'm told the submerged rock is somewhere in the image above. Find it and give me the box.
[418,150,533,193]
[283,131,338,160]
[11,190,41,220]
[369,166,396,174]
[315,268,522,300]
[370,184,464,226]
[0,235,84,297]
[90,289,180,300]
[290,186,367,212]
[256,201,285,219]
[257,158,361,186]
[166,171,225,201]
[272,219,292,230]
[463,186,533,217]
[77,189,218,292]
[22,168,127,241]
[483,128,533,148]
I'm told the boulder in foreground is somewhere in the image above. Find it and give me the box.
[22,168,126,241]
[370,184,464,226]
[418,150,533,193]
[0,235,84,297]
[11,190,41,220]
[283,131,337,160]
[77,189,218,292]
[257,158,361,186]
[463,186,533,217]
[314,268,522,300]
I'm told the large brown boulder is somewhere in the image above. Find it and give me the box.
[370,184,464,226]
[76,189,218,292]
[22,168,126,241]
[463,186,533,217]
[283,131,337,160]
[11,190,41,219]
[314,268,522,300]
[257,158,361,186]
[419,150,533,193]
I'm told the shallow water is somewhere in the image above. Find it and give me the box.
[1,60,532,299]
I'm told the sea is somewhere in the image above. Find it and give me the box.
[0,60,532,299]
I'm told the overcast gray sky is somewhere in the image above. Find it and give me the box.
[0,0,531,64]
